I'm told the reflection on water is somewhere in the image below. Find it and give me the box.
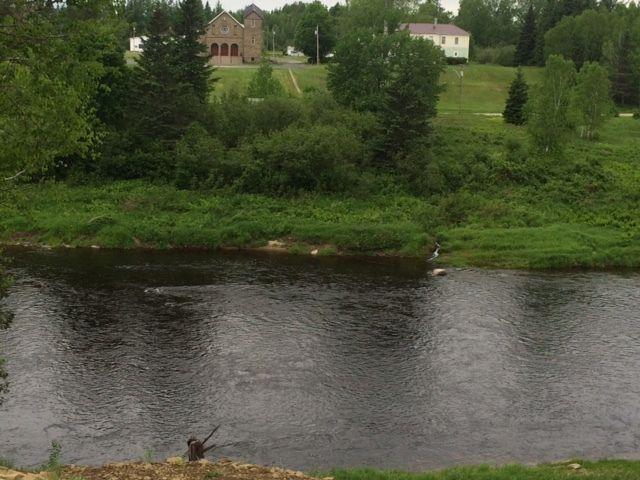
[1,248,640,470]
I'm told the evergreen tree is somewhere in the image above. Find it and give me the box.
[515,3,536,66]
[131,7,185,145]
[174,0,212,103]
[503,68,529,125]
[204,1,212,20]
[213,0,223,16]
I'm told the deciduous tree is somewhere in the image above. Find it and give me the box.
[247,59,284,97]
[572,61,612,139]
[328,30,444,161]
[294,1,336,61]
[527,55,577,153]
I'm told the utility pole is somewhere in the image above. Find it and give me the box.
[316,24,320,65]
[454,67,464,115]
[272,28,276,54]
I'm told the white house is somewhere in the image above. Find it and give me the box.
[129,36,147,53]
[286,45,304,57]
[400,23,470,59]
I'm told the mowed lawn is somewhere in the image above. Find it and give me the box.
[209,63,543,113]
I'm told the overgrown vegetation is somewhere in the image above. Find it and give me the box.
[1,0,638,271]
[327,460,640,480]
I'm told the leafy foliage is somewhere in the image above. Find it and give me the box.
[328,30,444,161]
[572,62,612,139]
[527,55,577,153]
[241,125,361,194]
[293,1,336,61]
[247,59,284,98]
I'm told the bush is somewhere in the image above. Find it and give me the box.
[211,89,254,148]
[240,124,361,195]
[252,96,303,135]
[473,45,515,66]
[446,57,468,65]
[633,110,640,119]
[174,123,230,189]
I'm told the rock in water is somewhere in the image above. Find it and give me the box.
[431,268,447,277]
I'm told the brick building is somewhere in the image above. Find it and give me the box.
[201,4,264,65]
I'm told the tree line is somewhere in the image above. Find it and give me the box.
[0,0,449,194]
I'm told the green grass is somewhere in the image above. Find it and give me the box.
[218,64,545,113]
[439,65,543,113]
[2,115,639,269]
[212,65,299,97]
[327,460,640,480]
[0,182,435,255]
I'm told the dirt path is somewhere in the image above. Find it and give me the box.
[288,68,302,95]
[64,459,327,480]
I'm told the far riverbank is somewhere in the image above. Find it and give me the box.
[1,180,639,270]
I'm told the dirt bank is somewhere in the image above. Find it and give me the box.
[1,458,331,480]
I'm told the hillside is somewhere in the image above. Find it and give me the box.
[212,63,544,113]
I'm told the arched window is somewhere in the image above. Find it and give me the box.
[211,43,219,56]
[230,44,239,57]
[220,43,229,56]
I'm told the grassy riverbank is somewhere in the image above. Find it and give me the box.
[328,460,640,480]
[1,114,639,269]
[3,458,640,480]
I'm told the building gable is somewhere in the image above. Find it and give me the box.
[207,11,244,29]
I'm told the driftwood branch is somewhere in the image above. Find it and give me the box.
[4,169,25,181]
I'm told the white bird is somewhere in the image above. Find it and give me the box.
[427,242,441,262]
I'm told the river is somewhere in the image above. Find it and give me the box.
[1,248,640,470]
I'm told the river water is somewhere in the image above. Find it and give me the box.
[1,248,640,470]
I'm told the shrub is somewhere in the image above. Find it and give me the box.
[633,110,640,119]
[211,89,254,148]
[174,123,228,189]
[246,59,284,98]
[252,96,303,135]
[473,45,515,66]
[446,57,468,65]
[240,124,361,195]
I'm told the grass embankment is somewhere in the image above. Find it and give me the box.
[212,64,544,113]
[1,115,639,269]
[4,459,640,480]
[328,460,640,480]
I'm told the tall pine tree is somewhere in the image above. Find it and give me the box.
[204,1,213,20]
[515,3,536,66]
[503,68,529,125]
[174,0,212,103]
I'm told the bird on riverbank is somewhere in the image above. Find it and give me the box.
[427,242,441,262]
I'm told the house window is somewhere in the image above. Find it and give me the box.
[441,36,446,44]
[250,19,255,28]
[455,37,459,45]
[252,35,255,45]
